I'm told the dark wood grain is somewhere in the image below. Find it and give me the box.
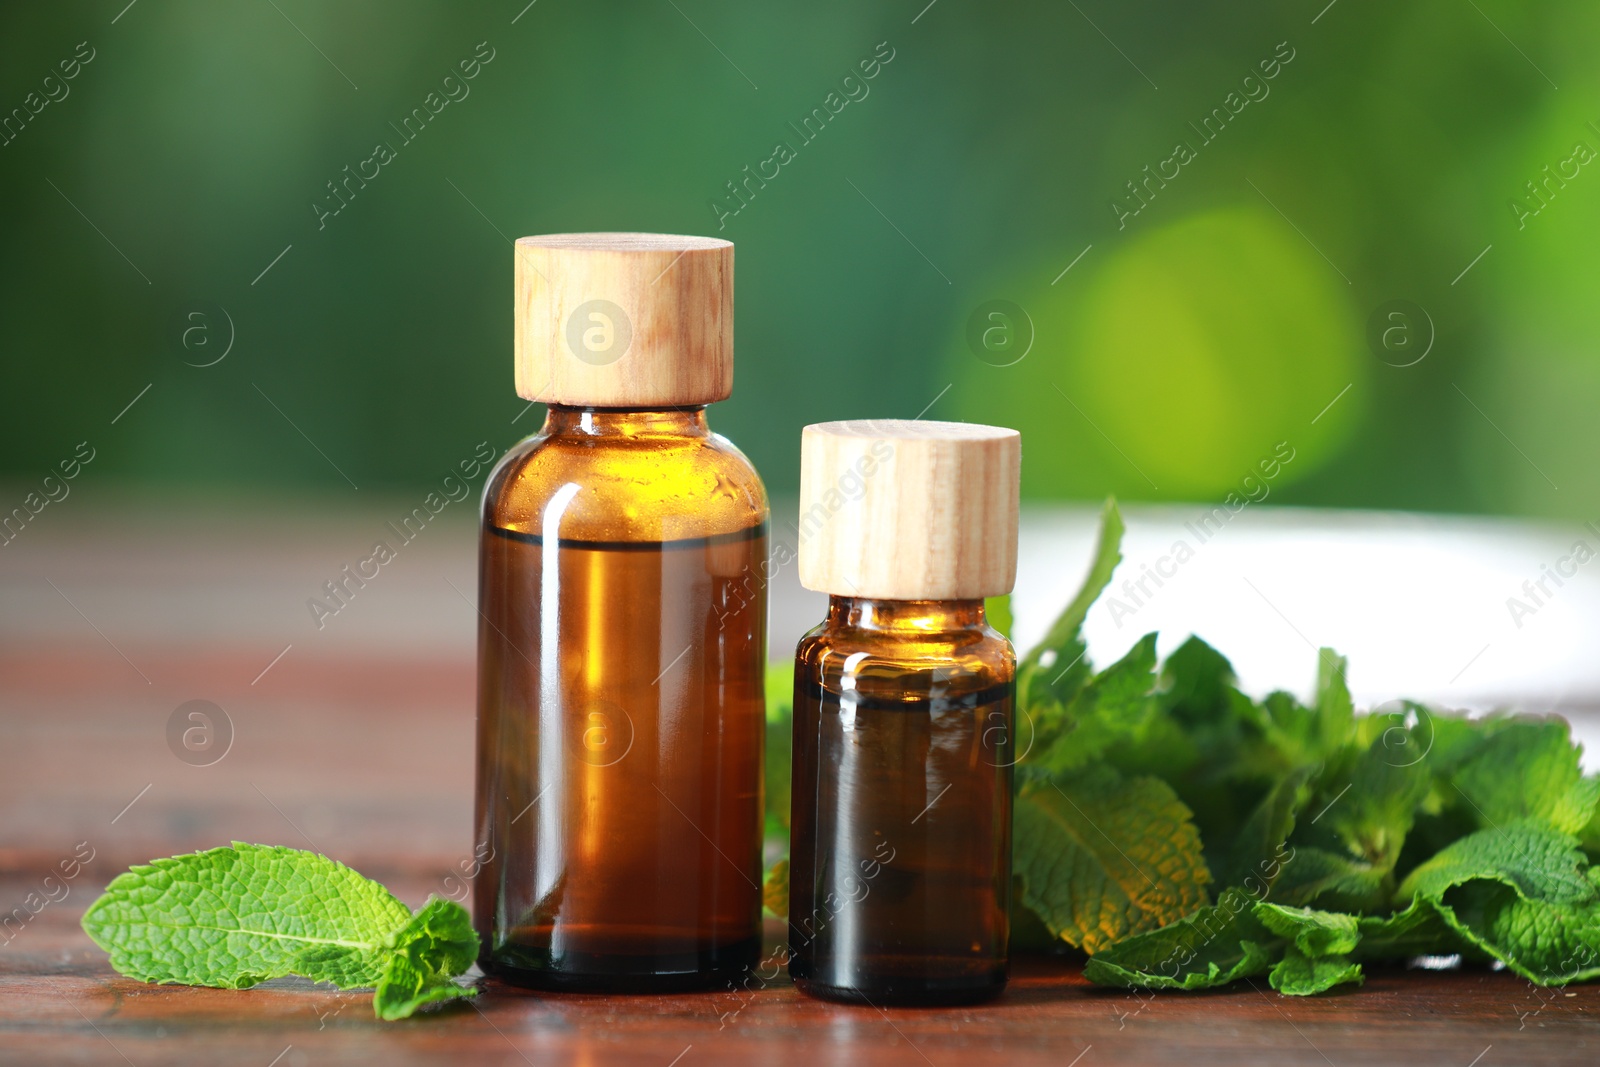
[3,643,1599,1066]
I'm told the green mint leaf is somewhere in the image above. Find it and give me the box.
[83,845,480,1022]
[1255,650,1354,772]
[1397,821,1600,983]
[1252,902,1360,957]
[1260,691,1317,766]
[1268,947,1363,994]
[1014,765,1210,953]
[1313,649,1356,756]
[1289,733,1433,908]
[1083,894,1370,995]
[1082,887,1277,990]
[1159,635,1239,719]
[1269,846,1389,910]
[388,897,477,978]
[81,843,412,989]
[1355,898,1465,960]
[1430,879,1600,985]
[1253,899,1462,972]
[372,898,479,1021]
[1030,632,1160,776]
[1119,640,1303,886]
[374,953,477,1021]
[1449,718,1598,835]
[1210,767,1312,895]
[1354,699,1438,768]
[1581,781,1600,856]
[1398,821,1597,906]
[1131,635,1258,788]
[1418,710,1508,775]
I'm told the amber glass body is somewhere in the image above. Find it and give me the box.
[474,406,768,992]
[788,596,1015,1005]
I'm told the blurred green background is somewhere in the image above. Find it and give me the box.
[2,0,1594,516]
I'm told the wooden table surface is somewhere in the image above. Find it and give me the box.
[4,646,1599,1067]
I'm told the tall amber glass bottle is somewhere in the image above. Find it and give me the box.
[788,420,1020,1005]
[475,234,768,992]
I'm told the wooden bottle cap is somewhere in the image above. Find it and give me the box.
[514,233,734,407]
[798,419,1020,600]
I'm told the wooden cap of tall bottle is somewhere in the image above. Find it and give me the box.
[798,420,1021,600]
[514,233,734,406]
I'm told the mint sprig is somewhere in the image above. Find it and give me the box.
[1034,501,1600,993]
[81,843,477,1020]
[763,498,1600,996]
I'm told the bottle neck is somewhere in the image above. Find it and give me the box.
[541,404,710,439]
[825,595,988,634]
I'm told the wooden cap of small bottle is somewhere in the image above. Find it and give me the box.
[798,419,1020,600]
[514,233,734,406]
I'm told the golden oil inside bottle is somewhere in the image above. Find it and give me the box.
[474,406,768,992]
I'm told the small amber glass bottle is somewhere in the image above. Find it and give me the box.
[788,419,1020,1006]
[474,234,768,992]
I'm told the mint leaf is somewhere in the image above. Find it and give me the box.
[1449,718,1598,835]
[1581,784,1600,857]
[1030,632,1160,776]
[1211,767,1311,895]
[1082,887,1276,989]
[1084,896,1439,996]
[1254,650,1355,774]
[1420,711,1509,775]
[1355,898,1464,959]
[82,843,412,989]
[1253,902,1360,957]
[1260,691,1316,765]
[1115,640,1302,888]
[375,954,475,1021]
[1248,655,1350,780]
[1271,846,1388,910]
[1142,637,1284,786]
[373,898,479,1021]
[1287,733,1432,910]
[1159,635,1238,719]
[82,844,479,1021]
[1269,948,1363,994]
[1313,650,1356,756]
[1011,502,1600,998]
[1252,903,1373,992]
[1014,766,1210,953]
[1398,822,1597,906]
[1397,821,1600,984]
[1432,880,1600,985]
